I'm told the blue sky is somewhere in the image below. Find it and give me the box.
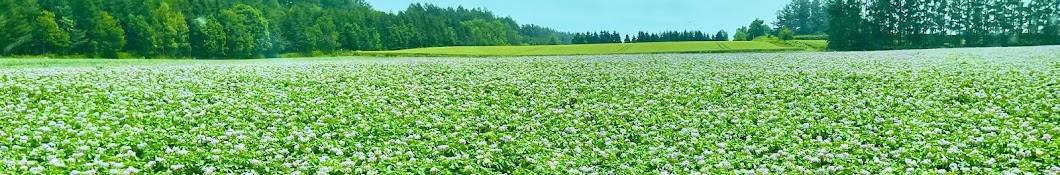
[365,0,789,37]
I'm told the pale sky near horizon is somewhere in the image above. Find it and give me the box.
[365,0,789,37]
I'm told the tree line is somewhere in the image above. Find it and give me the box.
[0,0,572,58]
[629,30,729,43]
[718,0,828,42]
[820,0,1060,51]
[571,31,622,44]
[570,30,732,44]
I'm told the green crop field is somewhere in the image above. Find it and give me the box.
[357,41,803,56]
[2,46,1060,174]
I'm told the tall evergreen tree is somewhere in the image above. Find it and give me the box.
[38,11,71,53]
[776,0,829,35]
[1,0,42,54]
[826,0,864,50]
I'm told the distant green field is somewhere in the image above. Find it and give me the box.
[357,41,803,56]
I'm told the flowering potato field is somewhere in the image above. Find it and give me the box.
[2,46,1060,175]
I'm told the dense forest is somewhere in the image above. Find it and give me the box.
[817,0,1060,51]
[0,0,572,58]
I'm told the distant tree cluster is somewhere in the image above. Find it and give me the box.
[571,31,622,44]
[0,0,571,58]
[520,24,573,45]
[629,30,729,43]
[733,19,775,41]
[825,0,1060,51]
[775,0,829,35]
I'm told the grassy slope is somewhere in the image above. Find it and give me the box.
[790,40,828,50]
[357,41,805,57]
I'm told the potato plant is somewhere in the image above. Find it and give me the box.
[2,46,1059,174]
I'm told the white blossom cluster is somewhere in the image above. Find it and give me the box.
[1,46,1059,174]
